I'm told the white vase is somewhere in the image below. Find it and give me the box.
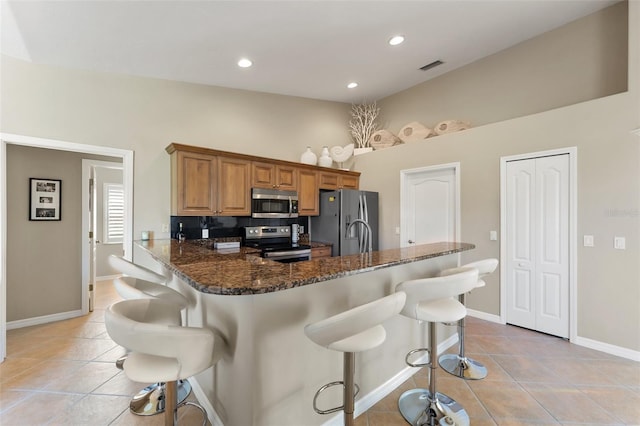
[300,147,317,165]
[318,146,333,167]
[353,147,374,156]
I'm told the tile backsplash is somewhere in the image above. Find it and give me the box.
[170,216,308,241]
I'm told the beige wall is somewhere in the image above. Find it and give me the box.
[379,1,628,131]
[5,145,118,321]
[0,55,352,240]
[356,2,639,351]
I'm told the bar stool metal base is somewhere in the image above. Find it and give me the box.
[438,354,488,380]
[398,388,469,426]
[129,380,192,416]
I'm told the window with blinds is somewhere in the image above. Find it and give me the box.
[103,183,124,244]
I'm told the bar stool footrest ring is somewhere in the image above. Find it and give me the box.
[405,347,431,368]
[312,380,360,415]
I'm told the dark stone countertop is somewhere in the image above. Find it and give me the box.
[136,239,475,296]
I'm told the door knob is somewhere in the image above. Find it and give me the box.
[408,240,415,244]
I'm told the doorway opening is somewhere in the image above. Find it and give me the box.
[0,132,133,361]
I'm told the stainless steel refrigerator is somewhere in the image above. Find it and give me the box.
[310,189,378,256]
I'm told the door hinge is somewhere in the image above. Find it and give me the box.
[89,231,93,238]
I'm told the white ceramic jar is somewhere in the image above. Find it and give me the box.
[300,147,317,165]
[318,146,332,167]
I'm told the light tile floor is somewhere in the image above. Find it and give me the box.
[1,279,639,426]
[0,279,208,426]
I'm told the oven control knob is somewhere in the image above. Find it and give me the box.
[284,228,289,232]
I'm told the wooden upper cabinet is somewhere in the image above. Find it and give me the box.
[167,143,360,217]
[298,169,319,216]
[170,150,250,216]
[217,157,251,216]
[318,171,359,190]
[172,151,216,216]
[251,161,297,191]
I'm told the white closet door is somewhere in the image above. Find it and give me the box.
[506,155,569,338]
[506,159,536,330]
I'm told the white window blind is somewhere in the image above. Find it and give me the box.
[103,183,124,244]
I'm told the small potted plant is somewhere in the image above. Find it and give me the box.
[349,101,379,155]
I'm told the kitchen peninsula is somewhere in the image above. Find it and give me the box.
[136,239,474,425]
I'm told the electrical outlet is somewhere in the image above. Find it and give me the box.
[202,229,209,239]
[395,226,400,235]
[162,224,169,232]
[614,237,625,250]
[583,235,594,247]
[489,230,497,241]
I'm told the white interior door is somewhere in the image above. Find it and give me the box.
[401,164,459,247]
[506,154,569,338]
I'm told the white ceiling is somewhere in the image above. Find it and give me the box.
[1,0,619,103]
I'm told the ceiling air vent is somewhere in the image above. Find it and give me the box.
[419,60,444,71]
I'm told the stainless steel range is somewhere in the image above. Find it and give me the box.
[243,226,311,263]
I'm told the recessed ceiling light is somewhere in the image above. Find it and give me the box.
[238,58,253,68]
[347,82,358,89]
[388,35,405,46]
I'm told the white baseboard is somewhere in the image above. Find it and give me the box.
[96,274,120,282]
[467,309,640,362]
[6,310,83,330]
[188,377,225,426]
[322,333,459,426]
[466,309,502,324]
[573,336,640,362]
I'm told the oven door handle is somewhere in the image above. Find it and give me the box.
[263,249,311,260]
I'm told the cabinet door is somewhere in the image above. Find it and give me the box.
[174,151,216,216]
[298,169,319,216]
[319,171,359,190]
[252,162,276,189]
[218,157,251,216]
[276,165,298,191]
[318,172,339,190]
[340,174,359,189]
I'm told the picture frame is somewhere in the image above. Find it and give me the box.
[29,178,62,221]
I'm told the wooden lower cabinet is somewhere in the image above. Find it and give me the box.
[311,245,332,259]
[298,169,319,216]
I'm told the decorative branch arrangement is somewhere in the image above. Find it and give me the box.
[349,102,380,148]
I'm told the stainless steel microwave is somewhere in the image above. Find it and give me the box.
[251,188,299,218]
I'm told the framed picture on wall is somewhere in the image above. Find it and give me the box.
[29,178,62,221]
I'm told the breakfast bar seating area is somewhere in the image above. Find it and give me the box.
[135,238,475,425]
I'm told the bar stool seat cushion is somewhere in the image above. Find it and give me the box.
[108,255,168,285]
[114,276,189,311]
[106,299,222,383]
[417,298,467,323]
[305,292,406,353]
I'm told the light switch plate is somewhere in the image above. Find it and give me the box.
[614,237,625,250]
[489,230,497,241]
[583,235,594,247]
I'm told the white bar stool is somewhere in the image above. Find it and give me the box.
[304,292,407,426]
[394,267,479,426]
[106,298,224,426]
[438,259,498,380]
[108,255,192,416]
